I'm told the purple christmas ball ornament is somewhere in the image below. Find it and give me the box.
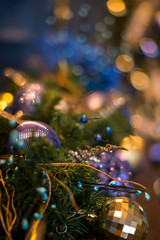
[87,151,132,198]
[12,83,45,114]
[8,121,60,152]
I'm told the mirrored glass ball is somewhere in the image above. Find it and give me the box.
[8,121,60,152]
[12,83,45,114]
[103,197,148,240]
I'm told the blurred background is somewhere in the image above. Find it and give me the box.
[0,0,160,239]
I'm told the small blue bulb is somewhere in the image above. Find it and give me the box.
[51,204,56,209]
[0,160,7,165]
[42,193,48,201]
[77,182,82,188]
[15,166,19,172]
[42,178,47,184]
[94,134,102,142]
[145,192,150,201]
[33,213,43,219]
[105,126,112,134]
[135,190,142,195]
[17,140,24,149]
[94,186,99,191]
[36,187,47,194]
[9,120,17,128]
[109,180,117,186]
[21,218,29,230]
[9,156,15,165]
[80,115,88,124]
[9,130,19,145]
[42,171,47,177]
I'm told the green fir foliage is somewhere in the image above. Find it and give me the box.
[0,77,131,239]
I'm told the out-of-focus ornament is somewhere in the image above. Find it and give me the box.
[87,152,131,197]
[8,121,61,152]
[153,177,160,199]
[12,83,45,114]
[103,196,148,240]
[148,142,160,164]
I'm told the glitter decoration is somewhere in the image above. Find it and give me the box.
[68,144,127,162]
[12,83,45,114]
[103,196,148,240]
[8,121,61,152]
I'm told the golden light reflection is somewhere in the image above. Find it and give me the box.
[116,199,123,203]
[114,211,122,218]
[0,100,7,110]
[107,0,126,17]
[121,135,145,169]
[121,135,144,150]
[116,54,134,72]
[2,93,13,104]
[130,70,150,91]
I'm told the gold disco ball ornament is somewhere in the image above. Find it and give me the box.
[103,197,148,240]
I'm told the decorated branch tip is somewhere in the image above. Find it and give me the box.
[68,144,128,162]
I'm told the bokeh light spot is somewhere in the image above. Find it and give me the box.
[2,93,13,104]
[0,100,7,110]
[130,70,150,91]
[107,0,126,17]
[116,54,134,72]
[139,38,159,58]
